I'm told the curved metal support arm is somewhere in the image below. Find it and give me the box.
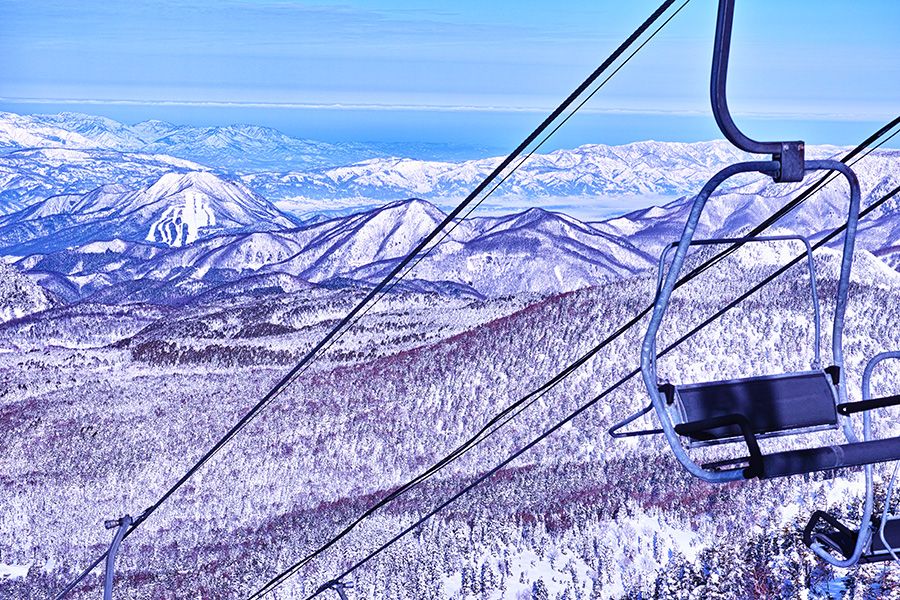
[608,401,663,439]
[804,160,860,445]
[881,462,900,563]
[711,0,783,155]
[862,351,900,403]
[809,464,874,567]
[711,0,804,181]
[864,351,900,562]
[642,158,859,483]
[103,514,133,600]
[805,351,900,567]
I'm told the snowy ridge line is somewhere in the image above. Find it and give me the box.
[49,2,684,598]
[285,180,900,600]
[247,116,900,599]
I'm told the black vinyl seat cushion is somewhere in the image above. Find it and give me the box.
[673,370,838,444]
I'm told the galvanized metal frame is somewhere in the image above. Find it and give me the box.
[654,234,823,371]
[805,352,900,566]
[639,159,861,483]
[610,234,825,441]
[710,0,804,182]
[865,352,900,563]
[877,461,900,562]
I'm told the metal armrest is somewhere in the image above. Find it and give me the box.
[608,402,663,439]
[674,413,763,478]
[803,510,855,551]
[837,394,900,416]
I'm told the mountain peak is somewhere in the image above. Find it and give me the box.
[0,170,298,254]
[146,170,234,196]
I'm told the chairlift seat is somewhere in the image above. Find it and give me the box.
[869,518,900,562]
[805,511,900,564]
[670,369,839,446]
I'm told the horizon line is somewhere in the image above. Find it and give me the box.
[0,96,892,123]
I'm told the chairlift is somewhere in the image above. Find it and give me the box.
[620,0,900,485]
[803,352,900,566]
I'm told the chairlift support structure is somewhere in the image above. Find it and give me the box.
[317,579,354,600]
[620,0,900,484]
[610,0,900,569]
[102,515,132,600]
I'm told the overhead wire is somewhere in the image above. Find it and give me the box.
[50,2,686,597]
[247,115,899,598]
[210,0,694,453]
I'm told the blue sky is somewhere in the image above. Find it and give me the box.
[1,0,897,148]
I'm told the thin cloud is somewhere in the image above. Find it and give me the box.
[0,96,891,122]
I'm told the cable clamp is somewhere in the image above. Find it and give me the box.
[773,141,805,182]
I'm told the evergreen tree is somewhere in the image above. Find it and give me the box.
[532,579,550,600]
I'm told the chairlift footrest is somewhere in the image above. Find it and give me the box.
[760,436,900,480]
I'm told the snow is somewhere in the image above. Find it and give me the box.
[78,239,131,254]
[0,170,297,254]
[2,109,900,598]
[440,547,593,599]
[146,189,217,246]
[0,563,31,580]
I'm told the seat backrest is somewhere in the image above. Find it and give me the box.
[868,517,900,560]
[673,370,838,444]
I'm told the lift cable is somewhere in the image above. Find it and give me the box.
[50,2,685,597]
[276,179,900,600]
[246,116,899,598]
[210,0,693,456]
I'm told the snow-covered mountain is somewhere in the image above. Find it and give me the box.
[10,150,900,304]
[0,112,103,150]
[0,147,210,216]
[345,206,655,296]
[12,199,656,302]
[594,148,900,259]
[6,111,896,228]
[241,140,759,213]
[0,112,487,174]
[0,112,494,214]
[4,112,900,600]
[0,171,299,255]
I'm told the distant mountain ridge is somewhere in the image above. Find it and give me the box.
[3,111,897,225]
[244,140,756,204]
[2,110,898,305]
[0,111,492,173]
[10,171,900,306]
[10,198,657,303]
[0,171,299,255]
